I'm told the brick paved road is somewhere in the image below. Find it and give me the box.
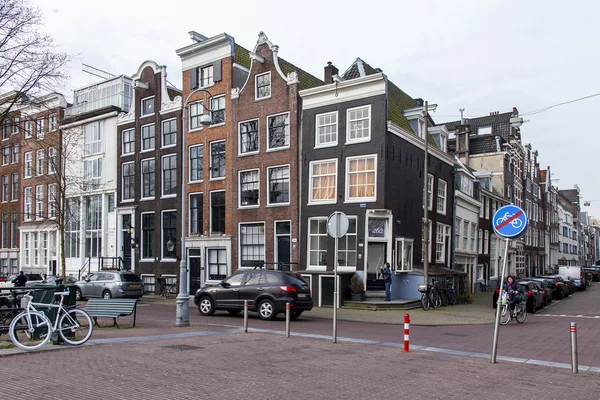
[4,331,600,400]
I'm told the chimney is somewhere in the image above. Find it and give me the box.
[456,122,471,164]
[324,61,339,84]
[512,107,519,116]
[189,31,208,43]
[414,98,424,107]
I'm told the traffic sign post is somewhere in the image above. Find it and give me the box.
[491,204,528,363]
[327,211,349,344]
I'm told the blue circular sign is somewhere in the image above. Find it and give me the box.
[492,205,528,239]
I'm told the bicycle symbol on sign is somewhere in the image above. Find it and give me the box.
[495,212,523,229]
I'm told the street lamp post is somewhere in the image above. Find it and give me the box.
[176,88,214,327]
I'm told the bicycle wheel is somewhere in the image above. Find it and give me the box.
[58,308,93,345]
[499,304,510,325]
[9,310,51,351]
[516,303,527,323]
[421,293,430,311]
[433,292,442,308]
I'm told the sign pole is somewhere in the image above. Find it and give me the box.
[333,233,338,343]
[491,237,510,363]
[327,211,349,344]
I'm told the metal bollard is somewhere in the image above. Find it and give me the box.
[404,313,410,352]
[570,322,578,373]
[285,302,290,338]
[243,300,248,333]
[332,291,337,343]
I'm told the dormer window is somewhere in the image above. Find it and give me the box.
[141,97,155,117]
[478,126,492,135]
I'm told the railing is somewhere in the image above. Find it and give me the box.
[78,258,91,280]
[249,261,299,272]
[77,256,126,280]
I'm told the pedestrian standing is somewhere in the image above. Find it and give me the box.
[381,262,392,301]
[13,271,27,287]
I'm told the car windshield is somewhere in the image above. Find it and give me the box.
[26,274,43,281]
[120,273,142,282]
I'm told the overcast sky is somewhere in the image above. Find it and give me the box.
[34,0,600,219]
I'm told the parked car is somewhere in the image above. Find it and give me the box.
[538,276,570,299]
[573,279,586,291]
[528,278,552,306]
[518,281,545,313]
[0,273,45,289]
[74,271,144,300]
[194,270,313,320]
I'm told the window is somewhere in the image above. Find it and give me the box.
[24,152,32,178]
[506,184,512,202]
[12,144,18,164]
[162,211,177,259]
[11,213,17,248]
[455,218,461,250]
[200,65,213,87]
[396,238,414,272]
[463,220,469,250]
[122,162,135,201]
[207,248,227,281]
[2,213,8,248]
[239,170,259,207]
[267,165,290,205]
[83,158,102,190]
[35,185,44,219]
[478,126,492,135]
[13,117,19,134]
[36,118,44,139]
[24,233,29,265]
[36,149,44,176]
[122,129,135,155]
[437,179,447,214]
[142,213,155,259]
[239,223,265,268]
[11,173,17,201]
[210,191,226,234]
[315,111,338,147]
[471,223,477,251]
[189,145,203,182]
[24,120,32,138]
[435,224,446,262]
[308,218,328,268]
[107,193,114,212]
[162,154,177,196]
[211,96,225,125]
[41,232,48,266]
[141,158,155,198]
[1,176,7,202]
[65,198,80,258]
[485,198,490,219]
[346,155,376,201]
[141,124,155,151]
[210,141,225,179]
[426,174,434,210]
[309,159,337,203]
[32,233,38,266]
[2,147,8,165]
[49,114,57,132]
[239,119,259,154]
[84,122,101,155]
[189,193,203,235]
[141,97,155,116]
[2,119,9,139]
[142,275,155,294]
[48,184,56,218]
[338,217,357,268]
[255,72,271,99]
[189,101,204,130]
[347,105,371,143]
[478,229,483,254]
[23,187,32,220]
[85,195,102,258]
[267,113,290,150]
[160,119,177,148]
[48,147,56,174]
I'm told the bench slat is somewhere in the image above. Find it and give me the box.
[84,298,138,328]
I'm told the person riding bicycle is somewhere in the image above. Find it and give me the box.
[504,275,522,314]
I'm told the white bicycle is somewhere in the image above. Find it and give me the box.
[496,212,523,229]
[9,289,93,351]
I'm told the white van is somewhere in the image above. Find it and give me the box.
[558,266,583,281]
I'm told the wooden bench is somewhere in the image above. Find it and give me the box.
[84,298,138,328]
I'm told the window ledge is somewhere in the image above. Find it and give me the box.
[209,177,226,181]
[188,127,204,134]
[255,96,272,102]
[140,197,156,201]
[314,143,338,149]
[266,203,290,208]
[140,149,155,154]
[266,146,290,153]
[121,199,136,203]
[160,195,177,199]
[160,258,178,263]
[238,151,259,157]
[308,200,337,206]
[239,205,260,209]
[161,144,177,150]
[209,123,226,128]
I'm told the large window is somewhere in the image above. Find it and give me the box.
[141,158,155,198]
[23,233,29,265]
[210,191,225,234]
[85,195,102,257]
[427,174,433,210]
[267,165,289,205]
[13,117,19,134]
[1,176,7,202]
[189,101,204,130]
[200,65,213,87]
[207,248,227,281]
[141,124,155,151]
[338,217,357,268]
[12,144,18,164]
[48,184,56,218]
[239,119,259,154]
[122,162,135,201]
[11,212,17,248]
[189,193,203,235]
[455,218,462,250]
[346,155,376,201]
[36,118,44,139]
[308,218,328,268]
[396,238,414,271]
[210,141,225,179]
[316,111,338,147]
[24,187,32,221]
[11,173,17,201]
[141,213,155,259]
[24,152,32,178]
[437,179,447,214]
[347,105,370,143]
[162,119,177,147]
[267,113,290,150]
[24,120,32,138]
[470,223,477,252]
[436,224,445,262]
[2,213,8,248]
[239,169,259,207]
[122,129,135,155]
[36,149,44,176]
[84,158,102,190]
[2,147,9,165]
[309,159,337,203]
[65,199,80,258]
[189,145,203,182]
[2,120,9,140]
[48,147,56,174]
[162,154,177,196]
[239,223,265,268]
[162,211,177,259]
[463,220,469,250]
[211,96,225,125]
[49,114,57,132]
[84,122,102,155]
[255,72,271,99]
[35,185,44,219]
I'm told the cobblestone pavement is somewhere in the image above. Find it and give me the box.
[3,331,600,400]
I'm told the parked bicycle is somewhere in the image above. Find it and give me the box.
[160,278,178,299]
[499,291,527,325]
[9,289,93,351]
[418,283,442,311]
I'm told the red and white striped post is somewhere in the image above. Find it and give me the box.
[570,322,578,373]
[404,313,410,352]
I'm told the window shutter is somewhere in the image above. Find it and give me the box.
[213,60,222,82]
[189,67,198,89]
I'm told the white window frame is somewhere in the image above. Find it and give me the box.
[161,154,177,198]
[337,216,357,271]
[210,95,225,125]
[315,111,338,148]
[435,223,447,263]
[48,147,56,174]
[24,151,32,178]
[161,209,177,261]
[11,173,18,201]
[48,184,56,219]
[2,147,8,165]
[307,217,328,270]
[266,164,290,206]
[437,179,447,214]
[161,118,177,148]
[141,123,155,152]
[255,72,271,100]
[470,222,477,252]
[49,114,57,132]
[141,96,155,117]
[427,174,434,211]
[309,159,337,205]
[238,222,266,269]
[24,120,32,138]
[122,128,135,156]
[13,117,19,134]
[36,149,44,177]
[200,65,214,88]
[122,161,135,202]
[238,118,259,155]
[24,187,32,221]
[395,238,414,272]
[35,185,44,220]
[36,118,44,139]
[11,143,18,164]
[346,105,371,144]
[141,158,155,200]
[266,112,290,151]
[141,211,155,261]
[209,140,225,180]
[189,144,204,183]
[455,217,462,250]
[189,101,204,131]
[239,169,260,208]
[345,154,377,202]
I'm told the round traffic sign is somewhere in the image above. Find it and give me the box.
[327,211,349,239]
[492,205,528,239]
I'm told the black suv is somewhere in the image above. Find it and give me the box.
[194,270,312,320]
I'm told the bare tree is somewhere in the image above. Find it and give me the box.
[0,0,70,123]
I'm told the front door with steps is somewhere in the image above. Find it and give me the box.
[366,242,386,290]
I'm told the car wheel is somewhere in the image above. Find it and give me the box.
[102,290,112,299]
[258,299,277,321]
[198,296,215,316]
[75,288,84,301]
[531,300,537,314]
[290,311,303,320]
[227,309,241,316]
